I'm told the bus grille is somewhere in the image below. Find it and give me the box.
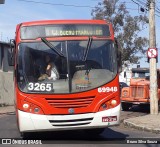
[45,96,95,108]
[49,117,93,127]
[131,86,144,98]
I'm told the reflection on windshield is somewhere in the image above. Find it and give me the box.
[17,40,117,94]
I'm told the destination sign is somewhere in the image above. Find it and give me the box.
[21,24,110,39]
[45,25,104,36]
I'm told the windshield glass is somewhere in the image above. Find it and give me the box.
[132,72,150,78]
[17,40,117,94]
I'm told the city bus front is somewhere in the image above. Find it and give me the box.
[13,20,121,135]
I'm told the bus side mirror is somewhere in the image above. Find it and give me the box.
[115,39,122,73]
[8,39,15,66]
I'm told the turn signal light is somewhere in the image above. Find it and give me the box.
[22,101,44,115]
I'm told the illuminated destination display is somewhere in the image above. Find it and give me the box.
[45,26,104,36]
[21,24,110,39]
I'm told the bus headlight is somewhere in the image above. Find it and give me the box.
[23,103,29,109]
[34,107,40,113]
[111,100,117,106]
[99,97,119,112]
[22,101,44,115]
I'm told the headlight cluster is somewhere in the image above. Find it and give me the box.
[99,97,119,112]
[21,101,44,115]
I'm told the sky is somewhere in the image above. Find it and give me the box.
[0,0,160,68]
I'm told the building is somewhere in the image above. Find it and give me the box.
[0,41,14,105]
[0,41,13,72]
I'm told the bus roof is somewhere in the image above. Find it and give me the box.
[19,20,110,27]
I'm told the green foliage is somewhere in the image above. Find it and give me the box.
[91,0,149,64]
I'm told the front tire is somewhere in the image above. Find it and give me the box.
[84,128,105,136]
[20,132,32,139]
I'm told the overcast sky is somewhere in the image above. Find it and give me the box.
[0,0,160,67]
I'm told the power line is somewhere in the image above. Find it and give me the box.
[16,0,160,15]
[136,0,147,5]
[17,0,95,8]
[17,0,141,11]
[131,0,160,17]
[131,0,148,10]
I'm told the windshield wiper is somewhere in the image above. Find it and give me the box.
[82,36,93,61]
[41,37,64,57]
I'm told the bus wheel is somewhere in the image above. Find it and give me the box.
[84,128,105,135]
[121,102,132,111]
[20,132,31,139]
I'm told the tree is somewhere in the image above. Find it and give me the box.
[91,0,149,64]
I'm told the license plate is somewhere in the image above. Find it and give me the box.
[102,116,117,122]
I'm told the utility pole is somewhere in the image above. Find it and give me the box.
[149,0,158,114]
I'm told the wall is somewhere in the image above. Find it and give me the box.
[0,71,14,105]
[0,42,14,105]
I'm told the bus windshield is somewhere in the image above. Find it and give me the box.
[17,40,117,93]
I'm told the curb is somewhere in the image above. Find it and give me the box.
[0,106,15,115]
[0,111,15,115]
[123,119,160,134]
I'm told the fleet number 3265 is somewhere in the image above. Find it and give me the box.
[28,83,53,92]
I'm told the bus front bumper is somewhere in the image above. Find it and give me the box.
[18,104,120,132]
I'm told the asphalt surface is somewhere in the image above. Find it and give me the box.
[0,105,160,147]
[0,114,157,139]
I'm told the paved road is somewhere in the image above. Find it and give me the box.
[0,105,159,146]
